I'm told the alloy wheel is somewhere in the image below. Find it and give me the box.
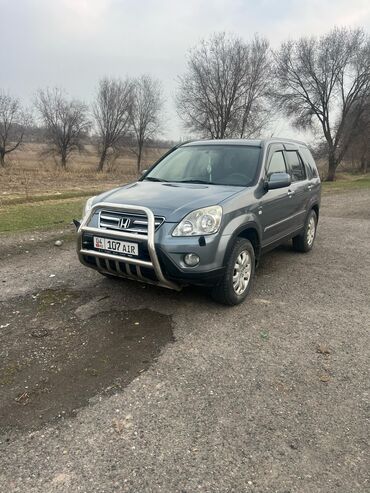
[232,250,252,295]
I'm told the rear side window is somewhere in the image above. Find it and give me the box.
[267,151,286,176]
[299,147,319,178]
[285,151,306,182]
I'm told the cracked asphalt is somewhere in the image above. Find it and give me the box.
[0,189,369,493]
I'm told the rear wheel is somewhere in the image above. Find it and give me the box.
[211,238,255,305]
[292,209,317,252]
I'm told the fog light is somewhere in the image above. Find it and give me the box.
[184,253,200,266]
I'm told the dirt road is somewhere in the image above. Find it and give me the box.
[0,190,369,492]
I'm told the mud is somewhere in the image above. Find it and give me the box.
[0,287,174,435]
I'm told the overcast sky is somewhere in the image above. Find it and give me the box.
[1,0,370,140]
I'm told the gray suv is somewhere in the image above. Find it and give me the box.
[77,139,321,305]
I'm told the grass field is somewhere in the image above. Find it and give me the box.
[321,173,370,191]
[0,145,369,234]
[0,143,166,234]
[0,198,86,233]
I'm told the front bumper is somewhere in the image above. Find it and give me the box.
[77,202,226,290]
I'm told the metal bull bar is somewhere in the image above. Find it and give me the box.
[77,202,181,291]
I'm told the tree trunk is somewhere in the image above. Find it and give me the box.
[0,151,5,168]
[97,148,107,172]
[61,153,67,169]
[326,153,337,182]
[360,155,368,174]
[136,146,142,176]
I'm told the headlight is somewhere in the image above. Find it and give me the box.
[83,196,96,218]
[172,206,222,236]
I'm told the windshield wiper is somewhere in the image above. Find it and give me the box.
[144,177,168,182]
[176,179,213,185]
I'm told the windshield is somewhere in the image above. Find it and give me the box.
[144,145,261,187]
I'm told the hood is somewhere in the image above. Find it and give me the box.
[94,181,244,221]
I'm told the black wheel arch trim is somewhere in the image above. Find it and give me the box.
[222,221,262,267]
[310,202,320,219]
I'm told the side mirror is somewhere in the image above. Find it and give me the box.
[266,172,291,190]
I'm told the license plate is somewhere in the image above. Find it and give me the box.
[93,237,139,256]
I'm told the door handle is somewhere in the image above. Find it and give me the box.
[287,189,295,198]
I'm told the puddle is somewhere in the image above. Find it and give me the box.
[35,288,79,312]
[0,289,174,435]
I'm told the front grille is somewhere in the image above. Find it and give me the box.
[98,210,165,235]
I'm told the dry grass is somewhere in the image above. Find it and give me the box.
[321,172,370,191]
[0,143,168,233]
[0,143,167,200]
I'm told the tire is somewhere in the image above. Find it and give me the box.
[292,209,317,253]
[212,238,255,306]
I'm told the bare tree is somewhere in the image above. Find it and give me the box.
[273,27,370,181]
[176,32,271,139]
[0,92,31,167]
[130,75,163,173]
[35,88,89,169]
[238,37,272,138]
[93,78,133,172]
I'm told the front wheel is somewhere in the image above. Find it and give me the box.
[211,238,255,306]
[292,209,318,252]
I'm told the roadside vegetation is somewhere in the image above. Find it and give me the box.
[0,145,163,234]
[0,189,99,207]
[321,173,370,192]
[0,198,86,233]
[1,172,369,234]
